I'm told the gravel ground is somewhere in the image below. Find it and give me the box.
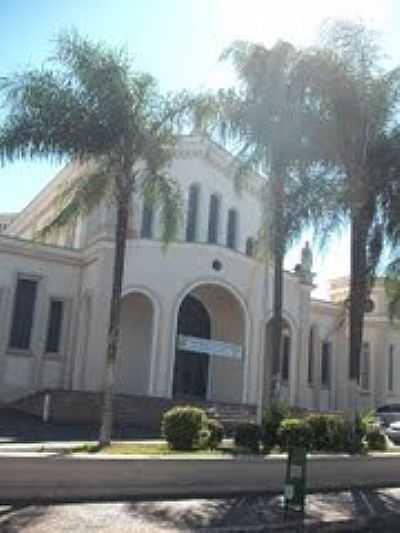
[2,489,400,532]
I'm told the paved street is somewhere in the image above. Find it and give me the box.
[2,489,400,532]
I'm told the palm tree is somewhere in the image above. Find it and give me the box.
[300,20,400,396]
[199,40,335,402]
[0,31,191,445]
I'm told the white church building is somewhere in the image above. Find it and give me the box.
[0,133,399,423]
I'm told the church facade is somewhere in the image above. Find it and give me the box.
[0,133,399,416]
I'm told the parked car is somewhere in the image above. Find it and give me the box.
[376,404,400,427]
[385,421,400,445]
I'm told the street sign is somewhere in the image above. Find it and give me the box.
[284,447,307,513]
[177,335,242,359]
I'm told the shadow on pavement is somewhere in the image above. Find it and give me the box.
[0,505,49,533]
[126,489,400,531]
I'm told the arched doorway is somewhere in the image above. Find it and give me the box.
[116,291,155,395]
[172,283,246,403]
[173,295,211,399]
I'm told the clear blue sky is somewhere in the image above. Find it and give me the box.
[1,0,399,297]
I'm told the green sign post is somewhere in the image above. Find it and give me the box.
[284,447,307,512]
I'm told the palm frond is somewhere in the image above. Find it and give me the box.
[138,171,183,245]
[36,159,114,241]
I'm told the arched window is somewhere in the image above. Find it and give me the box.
[388,345,394,392]
[246,237,255,257]
[281,334,291,382]
[207,194,220,244]
[321,341,331,388]
[186,185,199,242]
[360,342,370,391]
[141,201,154,238]
[307,327,315,384]
[226,209,238,249]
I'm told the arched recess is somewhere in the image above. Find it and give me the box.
[115,290,156,396]
[172,281,248,403]
[263,316,294,405]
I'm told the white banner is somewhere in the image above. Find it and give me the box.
[177,335,242,359]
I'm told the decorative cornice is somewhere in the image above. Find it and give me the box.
[0,235,82,266]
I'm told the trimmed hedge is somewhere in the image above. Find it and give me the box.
[262,402,291,451]
[162,406,208,450]
[162,406,225,451]
[278,418,312,450]
[366,428,387,451]
[207,419,224,450]
[235,422,261,453]
[306,414,345,452]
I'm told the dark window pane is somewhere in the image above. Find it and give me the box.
[246,237,255,257]
[226,209,238,249]
[207,194,220,244]
[9,278,38,350]
[45,300,64,353]
[308,328,314,384]
[186,186,199,242]
[281,335,290,381]
[389,345,394,392]
[359,342,370,390]
[321,341,331,387]
[141,202,154,238]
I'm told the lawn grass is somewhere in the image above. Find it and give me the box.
[72,442,229,455]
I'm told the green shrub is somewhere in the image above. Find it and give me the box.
[278,418,312,450]
[262,402,291,451]
[342,414,366,454]
[366,428,387,451]
[234,422,261,453]
[162,406,208,451]
[207,419,224,449]
[307,414,345,452]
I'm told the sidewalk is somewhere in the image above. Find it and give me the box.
[1,489,400,531]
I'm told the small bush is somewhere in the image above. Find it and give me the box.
[342,414,366,454]
[366,428,387,451]
[278,418,312,450]
[235,422,261,453]
[162,406,208,451]
[262,402,291,451]
[207,419,224,449]
[307,414,345,452]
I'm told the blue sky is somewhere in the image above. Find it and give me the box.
[1,0,399,297]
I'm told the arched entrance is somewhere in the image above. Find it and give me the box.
[172,283,246,403]
[173,295,211,399]
[116,291,155,395]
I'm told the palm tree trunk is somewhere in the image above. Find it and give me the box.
[271,171,284,402]
[99,193,130,446]
[349,210,368,395]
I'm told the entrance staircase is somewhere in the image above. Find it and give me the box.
[11,390,257,435]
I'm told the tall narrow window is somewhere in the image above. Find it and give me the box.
[388,345,394,392]
[141,201,154,238]
[226,209,238,249]
[281,334,291,382]
[9,277,38,350]
[308,328,314,384]
[45,300,64,354]
[186,185,199,242]
[207,194,220,244]
[360,342,370,391]
[246,237,255,257]
[321,341,331,388]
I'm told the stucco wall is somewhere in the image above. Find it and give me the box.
[0,236,82,401]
